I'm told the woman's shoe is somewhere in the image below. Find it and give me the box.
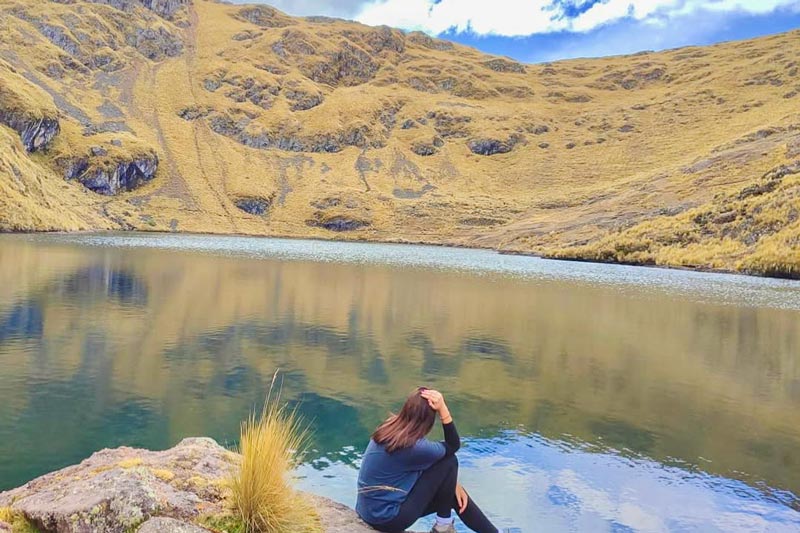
[430,523,456,533]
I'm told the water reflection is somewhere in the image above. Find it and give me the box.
[1,234,800,531]
[297,432,800,532]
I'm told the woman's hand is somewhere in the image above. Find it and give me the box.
[420,389,445,411]
[455,483,469,514]
[421,389,452,424]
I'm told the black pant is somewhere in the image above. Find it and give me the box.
[371,455,497,533]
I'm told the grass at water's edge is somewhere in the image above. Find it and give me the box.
[7,227,800,282]
[226,373,322,533]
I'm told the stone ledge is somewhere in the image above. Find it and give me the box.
[0,437,415,533]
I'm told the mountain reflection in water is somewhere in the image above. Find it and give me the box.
[1,234,800,532]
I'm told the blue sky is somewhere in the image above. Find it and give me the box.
[234,0,800,63]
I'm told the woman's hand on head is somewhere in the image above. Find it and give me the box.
[420,389,445,411]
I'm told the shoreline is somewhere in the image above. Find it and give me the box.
[3,227,797,283]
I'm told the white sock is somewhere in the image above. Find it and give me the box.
[436,515,454,527]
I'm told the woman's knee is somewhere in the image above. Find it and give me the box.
[440,454,459,479]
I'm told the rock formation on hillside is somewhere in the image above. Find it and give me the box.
[0,438,400,533]
[0,0,798,276]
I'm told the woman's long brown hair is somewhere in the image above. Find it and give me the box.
[372,387,436,453]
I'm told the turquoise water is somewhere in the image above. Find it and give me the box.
[1,233,800,532]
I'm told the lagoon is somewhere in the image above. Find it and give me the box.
[1,233,799,532]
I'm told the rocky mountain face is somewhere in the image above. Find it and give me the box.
[0,0,798,276]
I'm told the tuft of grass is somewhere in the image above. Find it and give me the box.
[227,374,321,533]
[0,507,40,533]
[117,458,143,469]
[150,468,176,482]
[199,514,246,533]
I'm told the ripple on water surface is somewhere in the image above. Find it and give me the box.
[298,433,800,533]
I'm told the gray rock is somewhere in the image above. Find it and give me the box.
[0,438,385,533]
[483,58,526,73]
[467,138,512,156]
[407,31,453,51]
[205,111,381,153]
[234,196,271,216]
[411,142,437,156]
[0,438,234,533]
[85,0,188,19]
[311,496,423,533]
[285,89,324,111]
[0,108,61,152]
[58,152,159,195]
[309,42,379,87]
[307,215,371,232]
[80,155,159,195]
[127,26,183,60]
[137,517,212,533]
[236,5,290,27]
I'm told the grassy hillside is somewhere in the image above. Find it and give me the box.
[0,0,798,277]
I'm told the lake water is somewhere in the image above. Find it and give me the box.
[1,233,800,532]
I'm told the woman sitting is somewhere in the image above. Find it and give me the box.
[356,387,519,533]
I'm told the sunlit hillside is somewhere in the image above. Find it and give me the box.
[0,0,798,276]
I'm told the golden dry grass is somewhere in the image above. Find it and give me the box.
[228,379,320,533]
[0,507,39,533]
[0,0,798,276]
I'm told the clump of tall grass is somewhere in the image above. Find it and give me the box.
[0,507,39,533]
[227,373,321,533]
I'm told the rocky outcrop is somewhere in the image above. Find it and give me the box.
[407,31,453,51]
[82,0,189,20]
[235,5,291,28]
[0,438,232,533]
[205,110,381,153]
[59,153,159,195]
[126,26,184,61]
[411,136,444,156]
[308,43,379,87]
[306,211,371,231]
[0,111,60,152]
[483,58,526,74]
[0,438,403,533]
[467,136,522,156]
[234,195,272,216]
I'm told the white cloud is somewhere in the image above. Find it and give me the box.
[354,0,800,37]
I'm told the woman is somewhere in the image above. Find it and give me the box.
[357,387,518,533]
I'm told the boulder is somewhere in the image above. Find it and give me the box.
[411,142,437,156]
[467,138,512,156]
[0,438,400,533]
[0,438,234,533]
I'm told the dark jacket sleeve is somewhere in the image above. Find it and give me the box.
[442,421,461,455]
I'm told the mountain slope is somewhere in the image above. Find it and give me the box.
[0,0,798,276]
